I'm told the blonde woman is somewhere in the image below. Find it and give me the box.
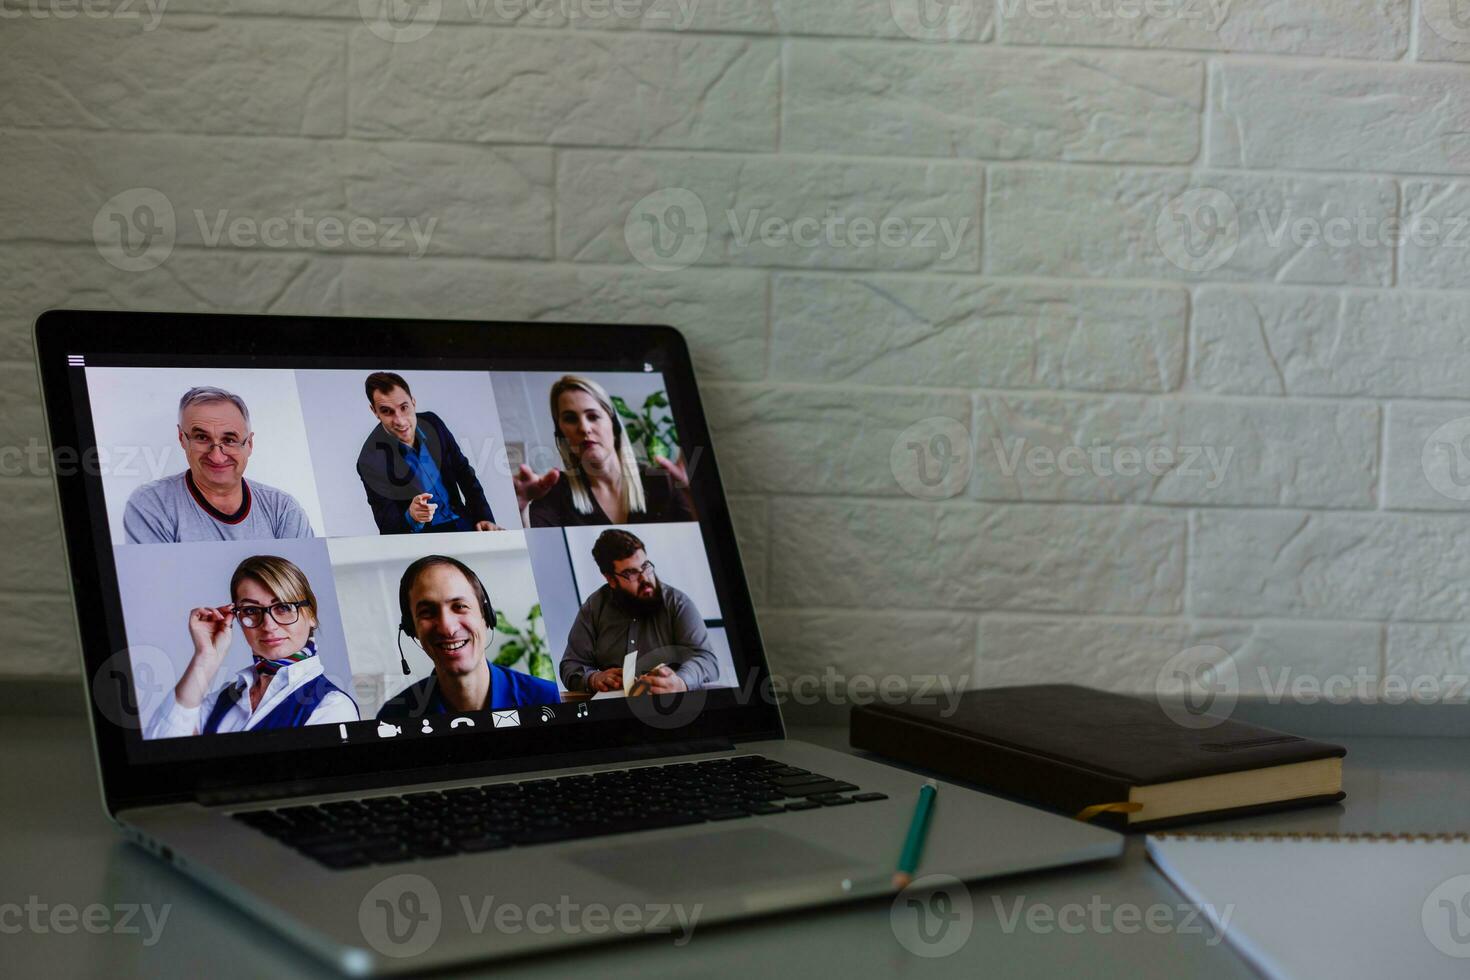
[144,555,359,738]
[514,375,695,527]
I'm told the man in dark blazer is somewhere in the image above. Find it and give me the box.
[355,372,503,534]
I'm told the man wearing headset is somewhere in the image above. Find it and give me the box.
[377,555,559,720]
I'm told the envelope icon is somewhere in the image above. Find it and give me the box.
[492,710,521,729]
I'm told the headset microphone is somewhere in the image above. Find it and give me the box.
[395,628,411,675]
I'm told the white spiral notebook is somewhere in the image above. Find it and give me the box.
[1146,832,1470,979]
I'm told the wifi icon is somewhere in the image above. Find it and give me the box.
[539,706,557,723]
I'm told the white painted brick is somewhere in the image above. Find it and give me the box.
[1191,289,1470,398]
[771,275,1185,393]
[985,167,1396,286]
[997,0,1408,59]
[1,132,553,260]
[0,364,51,473]
[1385,625,1470,702]
[0,481,69,595]
[783,41,1201,163]
[727,495,768,604]
[0,17,346,137]
[979,615,1380,697]
[567,0,994,38]
[339,258,766,381]
[1209,61,1470,174]
[703,384,972,496]
[558,152,981,271]
[771,499,1186,613]
[760,609,979,689]
[167,0,994,37]
[0,592,81,676]
[349,29,778,151]
[1383,400,1470,512]
[1399,180,1470,289]
[1191,510,1470,620]
[1417,1,1470,63]
[0,246,344,362]
[970,394,1378,507]
[168,0,564,24]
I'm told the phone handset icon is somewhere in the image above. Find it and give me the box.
[450,717,474,729]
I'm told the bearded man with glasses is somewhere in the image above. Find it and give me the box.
[559,529,719,696]
[144,555,359,738]
[122,386,314,543]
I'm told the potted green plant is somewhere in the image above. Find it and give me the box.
[611,391,680,466]
[493,603,554,681]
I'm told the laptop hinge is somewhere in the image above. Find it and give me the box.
[194,737,737,807]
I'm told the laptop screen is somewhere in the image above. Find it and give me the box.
[42,318,776,787]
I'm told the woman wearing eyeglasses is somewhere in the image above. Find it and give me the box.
[143,555,360,738]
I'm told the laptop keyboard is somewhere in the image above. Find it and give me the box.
[232,755,889,869]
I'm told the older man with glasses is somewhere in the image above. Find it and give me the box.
[123,386,314,543]
[558,529,719,696]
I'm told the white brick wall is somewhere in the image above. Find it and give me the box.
[4,0,1470,706]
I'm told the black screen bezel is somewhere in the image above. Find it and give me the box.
[34,309,784,813]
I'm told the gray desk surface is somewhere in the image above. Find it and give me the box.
[4,708,1469,979]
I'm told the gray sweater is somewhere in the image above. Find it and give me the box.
[559,583,720,693]
[123,472,313,543]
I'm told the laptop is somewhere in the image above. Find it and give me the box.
[34,310,1122,975]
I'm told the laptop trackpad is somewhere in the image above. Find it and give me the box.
[569,827,855,894]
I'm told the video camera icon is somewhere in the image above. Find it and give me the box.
[377,722,402,739]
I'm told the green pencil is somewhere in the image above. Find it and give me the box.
[892,780,938,890]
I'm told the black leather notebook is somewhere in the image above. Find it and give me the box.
[850,684,1346,831]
